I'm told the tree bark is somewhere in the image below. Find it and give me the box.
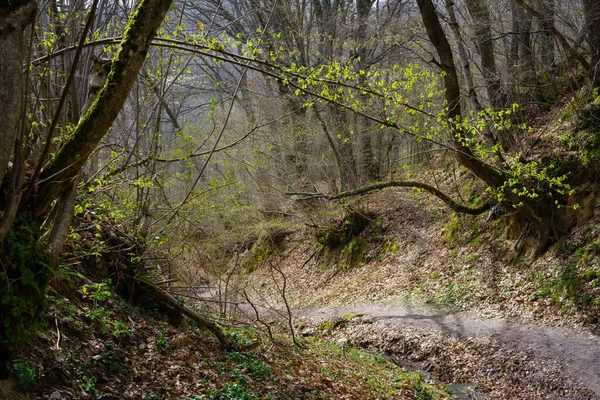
[582,0,600,85]
[539,0,555,68]
[415,0,505,188]
[513,0,589,72]
[355,0,378,182]
[445,0,483,114]
[35,0,174,215]
[0,1,37,185]
[509,0,539,100]
[465,0,507,109]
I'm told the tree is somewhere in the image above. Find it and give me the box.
[444,0,483,114]
[405,0,575,257]
[582,0,600,85]
[0,0,177,373]
[465,0,507,109]
[0,1,37,187]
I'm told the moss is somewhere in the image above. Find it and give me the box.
[241,227,291,274]
[315,209,376,270]
[443,213,479,247]
[316,210,372,249]
[532,263,599,315]
[380,235,399,258]
[316,313,363,335]
[338,239,367,270]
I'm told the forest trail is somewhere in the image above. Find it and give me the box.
[297,301,600,399]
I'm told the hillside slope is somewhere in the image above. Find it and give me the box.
[242,189,600,399]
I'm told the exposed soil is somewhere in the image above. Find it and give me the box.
[297,301,600,399]
[239,189,600,399]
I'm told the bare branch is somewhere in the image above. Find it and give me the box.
[287,179,494,215]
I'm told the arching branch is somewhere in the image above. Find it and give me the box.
[286,180,495,215]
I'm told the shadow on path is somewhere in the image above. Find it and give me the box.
[298,301,600,397]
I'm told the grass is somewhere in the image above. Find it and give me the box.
[302,340,452,400]
[531,263,600,314]
[20,272,452,399]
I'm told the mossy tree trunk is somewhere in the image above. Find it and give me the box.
[0,0,175,374]
[415,0,557,256]
[33,0,174,215]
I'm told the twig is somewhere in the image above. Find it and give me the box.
[54,317,61,350]
[242,290,275,342]
[267,260,301,347]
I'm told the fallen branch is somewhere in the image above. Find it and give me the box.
[136,276,234,349]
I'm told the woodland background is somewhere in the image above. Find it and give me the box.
[0,0,599,397]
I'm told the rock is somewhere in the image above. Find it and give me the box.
[300,327,315,337]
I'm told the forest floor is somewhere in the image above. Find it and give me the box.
[296,300,600,399]
[243,189,600,399]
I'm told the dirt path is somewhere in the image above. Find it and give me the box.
[297,300,600,399]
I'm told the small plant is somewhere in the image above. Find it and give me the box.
[208,382,259,399]
[225,329,255,348]
[98,340,130,374]
[155,330,171,352]
[381,235,399,256]
[532,263,597,313]
[112,321,134,338]
[82,282,112,306]
[143,392,167,399]
[81,375,101,399]
[226,352,270,381]
[13,360,36,391]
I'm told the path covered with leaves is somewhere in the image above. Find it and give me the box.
[298,302,600,399]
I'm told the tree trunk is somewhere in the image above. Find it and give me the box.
[417,0,556,257]
[415,0,505,189]
[539,0,555,68]
[582,0,600,85]
[511,0,538,97]
[355,0,378,183]
[519,7,537,91]
[0,1,37,185]
[0,0,174,375]
[445,0,500,149]
[465,0,507,109]
[330,107,358,189]
[35,0,174,215]
[514,0,589,74]
[445,0,483,114]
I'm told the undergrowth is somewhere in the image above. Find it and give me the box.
[13,265,451,399]
[315,208,379,270]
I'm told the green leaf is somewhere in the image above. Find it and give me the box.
[21,269,34,286]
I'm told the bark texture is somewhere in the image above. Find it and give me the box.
[582,0,600,85]
[36,0,174,214]
[465,0,506,108]
[415,0,505,188]
[0,1,36,185]
[445,0,482,113]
